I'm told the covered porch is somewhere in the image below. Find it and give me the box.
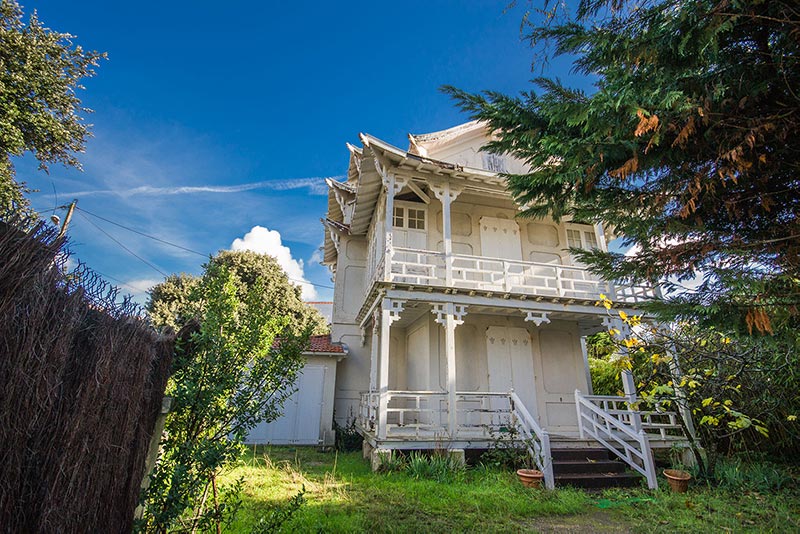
[354,297,691,488]
[356,298,601,439]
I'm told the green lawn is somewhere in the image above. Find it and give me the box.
[222,447,800,533]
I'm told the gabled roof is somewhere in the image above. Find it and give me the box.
[408,120,485,157]
[347,132,506,235]
[322,122,515,269]
[305,334,347,355]
[328,177,356,194]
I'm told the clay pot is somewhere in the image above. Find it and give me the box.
[516,468,544,488]
[663,469,691,493]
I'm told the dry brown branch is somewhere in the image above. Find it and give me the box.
[0,212,174,533]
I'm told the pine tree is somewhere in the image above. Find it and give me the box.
[445,0,799,333]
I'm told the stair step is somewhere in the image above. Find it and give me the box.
[552,460,627,475]
[554,471,642,489]
[550,448,611,461]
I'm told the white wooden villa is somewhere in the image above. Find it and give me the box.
[319,121,689,489]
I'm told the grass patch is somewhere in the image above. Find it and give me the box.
[221,447,800,533]
[600,483,800,532]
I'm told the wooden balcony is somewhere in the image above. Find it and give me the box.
[369,246,656,304]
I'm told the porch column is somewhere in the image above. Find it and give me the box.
[579,336,594,395]
[604,317,643,432]
[430,183,462,286]
[620,369,643,433]
[378,298,404,440]
[380,172,408,282]
[432,303,468,437]
[369,309,380,392]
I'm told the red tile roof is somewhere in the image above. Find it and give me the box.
[306,334,346,354]
[272,334,346,355]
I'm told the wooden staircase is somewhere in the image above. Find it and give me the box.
[551,447,642,489]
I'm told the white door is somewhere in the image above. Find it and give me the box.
[393,203,427,249]
[391,203,430,283]
[533,328,584,434]
[486,326,539,422]
[479,217,522,289]
[245,366,325,445]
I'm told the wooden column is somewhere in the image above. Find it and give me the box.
[369,309,379,393]
[377,298,404,440]
[605,316,642,432]
[594,223,615,297]
[379,172,407,282]
[620,370,643,432]
[432,303,467,437]
[431,183,461,287]
[593,222,608,251]
[579,336,594,395]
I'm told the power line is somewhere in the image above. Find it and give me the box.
[77,211,169,277]
[91,269,155,295]
[75,205,208,257]
[72,206,335,290]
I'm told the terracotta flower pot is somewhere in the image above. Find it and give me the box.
[663,469,691,493]
[517,468,544,488]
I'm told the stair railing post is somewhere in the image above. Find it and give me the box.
[621,370,643,433]
[640,428,658,490]
[541,429,555,490]
[574,389,586,439]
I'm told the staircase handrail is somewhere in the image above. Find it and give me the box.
[509,391,555,490]
[575,389,658,489]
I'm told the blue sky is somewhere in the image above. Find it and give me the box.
[20,1,592,303]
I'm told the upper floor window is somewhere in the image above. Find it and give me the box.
[393,205,426,230]
[566,227,599,250]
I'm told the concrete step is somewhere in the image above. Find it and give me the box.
[554,471,642,489]
[550,447,643,488]
[553,459,627,475]
[551,447,612,462]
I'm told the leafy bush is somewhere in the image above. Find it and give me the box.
[138,262,308,532]
[251,487,305,533]
[333,411,363,452]
[479,426,529,470]
[588,357,622,396]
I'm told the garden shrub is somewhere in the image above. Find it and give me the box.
[334,411,363,452]
[588,357,623,396]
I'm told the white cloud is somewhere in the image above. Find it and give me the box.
[309,247,324,265]
[230,226,318,301]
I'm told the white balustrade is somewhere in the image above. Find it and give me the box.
[372,247,656,303]
[358,391,380,432]
[575,390,659,489]
[357,389,555,489]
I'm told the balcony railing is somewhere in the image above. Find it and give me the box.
[376,247,656,303]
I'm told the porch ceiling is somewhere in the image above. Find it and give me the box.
[374,299,608,333]
[358,283,650,326]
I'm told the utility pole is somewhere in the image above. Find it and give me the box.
[57,199,77,239]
